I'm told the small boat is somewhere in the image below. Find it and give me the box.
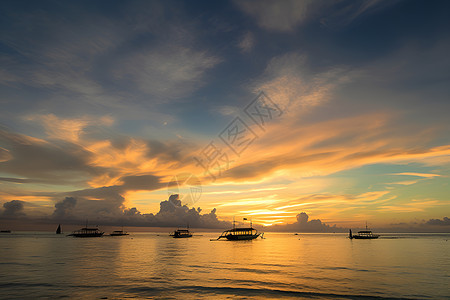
[349,224,379,239]
[110,230,129,236]
[0,230,11,233]
[56,224,62,234]
[215,218,262,241]
[68,227,104,237]
[170,229,192,238]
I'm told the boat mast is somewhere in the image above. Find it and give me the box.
[233,216,235,229]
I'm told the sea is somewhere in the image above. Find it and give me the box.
[0,232,449,299]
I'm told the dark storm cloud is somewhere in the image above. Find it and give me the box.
[1,200,26,218]
[268,212,344,232]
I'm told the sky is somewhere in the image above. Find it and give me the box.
[0,0,449,232]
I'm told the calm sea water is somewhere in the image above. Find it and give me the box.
[0,232,449,299]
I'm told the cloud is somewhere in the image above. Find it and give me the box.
[0,147,12,162]
[268,212,344,232]
[237,31,255,53]
[0,127,102,183]
[391,172,441,178]
[114,45,221,100]
[0,0,222,123]
[425,217,450,226]
[234,0,397,32]
[2,200,26,218]
[148,194,230,228]
[318,0,399,29]
[234,0,312,32]
[26,114,114,142]
[49,193,231,229]
[52,197,77,219]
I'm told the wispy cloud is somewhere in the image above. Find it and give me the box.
[237,31,255,53]
[234,0,397,32]
[234,0,312,32]
[391,172,441,178]
[114,45,221,100]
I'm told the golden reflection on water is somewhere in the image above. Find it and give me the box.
[1,232,449,299]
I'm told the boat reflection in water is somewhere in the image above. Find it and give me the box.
[216,218,262,241]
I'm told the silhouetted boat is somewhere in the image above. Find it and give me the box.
[0,230,11,233]
[68,227,104,237]
[215,218,262,240]
[349,224,379,239]
[110,230,129,236]
[56,224,62,234]
[170,229,192,238]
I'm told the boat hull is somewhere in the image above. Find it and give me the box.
[351,235,379,239]
[70,233,104,237]
[225,234,260,240]
[172,234,192,238]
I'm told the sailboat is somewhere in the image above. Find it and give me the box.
[56,224,62,234]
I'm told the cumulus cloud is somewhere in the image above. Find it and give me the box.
[147,194,230,228]
[268,212,344,232]
[52,197,77,219]
[50,194,230,229]
[1,200,26,218]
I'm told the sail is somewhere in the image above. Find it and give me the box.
[56,224,62,234]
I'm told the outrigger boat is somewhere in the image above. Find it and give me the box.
[110,226,129,236]
[68,221,104,237]
[215,218,262,241]
[110,230,129,236]
[170,228,193,238]
[68,227,104,237]
[349,223,379,239]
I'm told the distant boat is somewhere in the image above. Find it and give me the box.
[110,230,129,236]
[215,218,262,241]
[0,230,11,233]
[170,228,193,238]
[349,224,380,239]
[68,227,104,237]
[56,224,62,234]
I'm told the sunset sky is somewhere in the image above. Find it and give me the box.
[1,0,449,231]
